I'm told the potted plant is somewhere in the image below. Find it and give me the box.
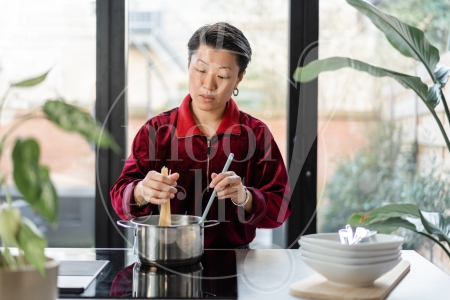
[0,72,119,300]
[294,0,450,256]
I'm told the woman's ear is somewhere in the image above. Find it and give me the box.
[235,70,246,88]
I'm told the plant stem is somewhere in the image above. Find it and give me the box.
[417,232,450,258]
[0,86,11,109]
[0,86,11,127]
[428,106,450,153]
[3,178,13,206]
[3,246,16,270]
[0,170,18,270]
[0,171,12,206]
[0,248,4,268]
[428,238,434,263]
[441,92,450,131]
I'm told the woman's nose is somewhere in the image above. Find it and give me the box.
[202,73,217,91]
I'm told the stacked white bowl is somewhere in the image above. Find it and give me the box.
[299,233,404,287]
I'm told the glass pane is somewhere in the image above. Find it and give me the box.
[0,0,96,247]
[127,0,288,248]
[318,0,450,274]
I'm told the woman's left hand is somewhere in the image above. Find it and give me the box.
[210,171,246,204]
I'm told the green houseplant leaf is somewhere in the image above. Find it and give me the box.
[293,52,449,150]
[347,203,420,225]
[35,166,58,225]
[11,72,49,87]
[16,218,47,275]
[346,0,440,81]
[293,57,430,104]
[43,100,120,154]
[12,139,42,204]
[12,138,58,224]
[1,69,119,275]
[348,204,450,257]
[418,211,450,246]
[0,207,21,245]
[348,216,419,235]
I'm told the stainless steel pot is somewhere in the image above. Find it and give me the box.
[132,262,203,298]
[117,215,219,266]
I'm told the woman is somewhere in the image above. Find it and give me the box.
[110,22,292,249]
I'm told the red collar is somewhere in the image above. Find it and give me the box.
[176,94,241,138]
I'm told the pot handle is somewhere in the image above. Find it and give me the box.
[200,220,220,228]
[116,220,136,229]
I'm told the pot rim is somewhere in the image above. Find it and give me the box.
[117,215,220,229]
[0,256,59,273]
[130,215,201,228]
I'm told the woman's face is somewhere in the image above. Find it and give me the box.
[188,44,245,115]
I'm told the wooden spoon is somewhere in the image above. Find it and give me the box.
[158,167,171,226]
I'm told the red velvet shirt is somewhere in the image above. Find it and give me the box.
[110,94,292,248]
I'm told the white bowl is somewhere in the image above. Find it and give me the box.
[301,256,402,287]
[300,233,403,250]
[299,240,402,258]
[300,248,401,265]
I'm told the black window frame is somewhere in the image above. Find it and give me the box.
[286,0,319,248]
[95,0,128,248]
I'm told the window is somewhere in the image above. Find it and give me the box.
[126,0,289,248]
[318,0,450,273]
[0,0,97,247]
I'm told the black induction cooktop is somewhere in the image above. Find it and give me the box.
[59,249,238,299]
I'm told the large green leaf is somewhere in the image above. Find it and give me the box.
[43,100,120,153]
[347,204,420,226]
[36,166,59,224]
[419,211,450,246]
[348,216,418,234]
[0,207,21,245]
[16,218,47,275]
[348,203,450,255]
[11,72,49,87]
[294,57,430,101]
[346,0,440,81]
[12,138,59,224]
[293,57,443,109]
[12,139,42,204]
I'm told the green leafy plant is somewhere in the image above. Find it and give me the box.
[322,122,450,250]
[295,0,450,152]
[378,0,450,52]
[348,204,450,257]
[294,0,450,256]
[0,72,119,274]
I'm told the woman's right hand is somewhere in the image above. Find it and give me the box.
[134,171,180,206]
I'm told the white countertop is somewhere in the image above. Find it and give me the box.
[235,249,450,300]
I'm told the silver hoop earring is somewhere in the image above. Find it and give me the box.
[233,88,239,96]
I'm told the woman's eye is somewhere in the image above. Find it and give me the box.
[218,76,229,79]
[195,68,206,73]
